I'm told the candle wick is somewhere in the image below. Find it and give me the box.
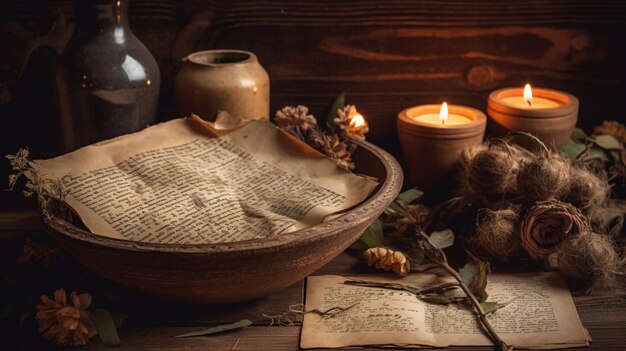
[527,100,532,107]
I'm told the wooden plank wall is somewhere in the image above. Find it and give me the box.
[1,0,625,206]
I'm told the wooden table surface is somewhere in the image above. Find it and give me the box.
[1,211,625,350]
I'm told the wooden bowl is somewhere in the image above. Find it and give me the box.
[42,140,402,304]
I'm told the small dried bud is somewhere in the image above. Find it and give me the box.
[363,247,410,276]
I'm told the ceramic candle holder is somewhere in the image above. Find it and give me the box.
[397,104,486,192]
[487,87,579,149]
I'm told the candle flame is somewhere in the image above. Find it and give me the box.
[439,102,448,125]
[523,83,533,107]
[350,114,366,129]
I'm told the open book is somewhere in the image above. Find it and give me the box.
[301,272,590,349]
[32,117,378,244]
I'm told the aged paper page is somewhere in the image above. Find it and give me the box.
[33,118,378,244]
[301,272,590,349]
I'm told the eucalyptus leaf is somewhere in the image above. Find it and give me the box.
[561,137,586,160]
[350,218,384,249]
[92,308,121,347]
[174,319,252,338]
[326,91,347,129]
[428,229,454,249]
[584,146,610,161]
[458,253,490,303]
[571,128,588,140]
[481,301,508,315]
[594,135,624,150]
[395,188,424,207]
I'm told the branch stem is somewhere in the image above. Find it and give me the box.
[415,231,511,351]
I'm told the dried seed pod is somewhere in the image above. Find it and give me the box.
[555,233,623,291]
[466,207,523,262]
[467,148,516,196]
[517,154,571,202]
[363,247,410,276]
[562,166,609,215]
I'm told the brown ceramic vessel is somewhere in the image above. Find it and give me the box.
[175,50,270,122]
[487,87,579,149]
[42,140,402,305]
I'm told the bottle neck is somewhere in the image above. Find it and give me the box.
[75,0,130,32]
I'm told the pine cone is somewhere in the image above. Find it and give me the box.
[363,247,411,276]
[36,289,96,347]
[333,105,369,140]
[321,134,355,170]
[274,105,318,132]
[593,120,626,143]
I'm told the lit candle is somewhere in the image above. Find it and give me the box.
[413,102,473,126]
[488,84,579,149]
[397,102,486,193]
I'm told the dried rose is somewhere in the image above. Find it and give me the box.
[36,289,96,347]
[519,200,590,260]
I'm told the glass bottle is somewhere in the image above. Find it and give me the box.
[57,0,160,151]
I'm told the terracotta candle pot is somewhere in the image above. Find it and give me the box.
[487,85,578,149]
[397,103,486,192]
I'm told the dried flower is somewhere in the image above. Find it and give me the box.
[5,149,70,220]
[384,204,430,232]
[275,105,318,136]
[363,247,410,276]
[36,289,96,347]
[519,200,590,260]
[333,105,368,140]
[319,134,355,170]
[593,120,626,143]
[17,237,62,267]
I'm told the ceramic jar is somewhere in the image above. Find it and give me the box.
[175,50,270,122]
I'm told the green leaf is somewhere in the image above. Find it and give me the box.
[458,252,490,303]
[481,298,516,315]
[395,188,423,208]
[593,135,624,150]
[92,308,121,347]
[350,219,384,249]
[571,128,588,140]
[174,319,253,338]
[428,229,454,249]
[326,91,347,129]
[561,137,586,160]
